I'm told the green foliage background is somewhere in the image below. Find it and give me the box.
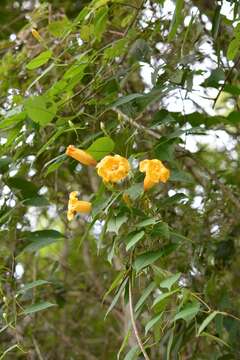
[1,0,240,359]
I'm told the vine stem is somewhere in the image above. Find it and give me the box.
[128,273,150,360]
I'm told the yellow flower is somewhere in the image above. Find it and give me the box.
[66,145,97,166]
[139,159,170,191]
[67,191,92,221]
[97,155,130,183]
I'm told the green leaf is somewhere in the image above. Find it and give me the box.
[123,345,139,360]
[152,289,179,308]
[24,95,57,126]
[135,281,156,312]
[227,38,240,61]
[0,157,11,174]
[105,277,128,318]
[87,136,115,160]
[136,218,159,228]
[199,332,230,349]
[197,311,218,336]
[160,273,181,291]
[110,93,144,108]
[17,280,50,295]
[0,111,26,130]
[173,302,200,322]
[23,230,64,253]
[23,302,56,315]
[125,231,145,251]
[6,176,38,199]
[107,213,128,234]
[145,312,163,335]
[103,271,126,302]
[124,183,143,200]
[26,50,53,70]
[134,244,177,273]
[168,0,184,41]
[23,195,49,207]
[48,18,72,37]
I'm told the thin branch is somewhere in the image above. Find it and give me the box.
[128,273,150,360]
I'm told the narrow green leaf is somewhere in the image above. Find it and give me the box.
[199,332,230,348]
[134,244,177,273]
[197,311,218,336]
[23,230,64,253]
[145,312,163,335]
[107,213,128,234]
[17,280,50,295]
[23,302,56,315]
[87,136,115,160]
[26,50,52,70]
[111,93,144,108]
[135,281,156,312]
[105,277,128,318]
[126,231,145,251]
[152,289,179,308]
[168,0,184,41]
[160,273,181,291]
[136,218,159,228]
[173,302,200,322]
[103,271,126,302]
[227,38,239,61]
[123,345,139,360]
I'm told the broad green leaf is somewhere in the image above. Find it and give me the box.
[17,280,50,295]
[134,245,175,273]
[6,176,38,199]
[23,230,64,253]
[87,136,115,160]
[145,312,163,335]
[48,18,72,37]
[160,273,181,291]
[197,311,218,336]
[173,302,200,322]
[168,0,184,41]
[23,195,49,207]
[125,231,145,251]
[94,6,108,41]
[26,50,52,70]
[135,281,156,312]
[152,289,179,308]
[107,213,128,234]
[24,95,57,126]
[0,157,11,174]
[23,302,56,315]
[124,183,143,200]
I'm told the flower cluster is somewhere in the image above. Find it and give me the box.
[65,145,170,220]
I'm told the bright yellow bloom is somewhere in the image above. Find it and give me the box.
[67,191,92,221]
[66,145,97,166]
[97,155,130,183]
[139,159,170,191]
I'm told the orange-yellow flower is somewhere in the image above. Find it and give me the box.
[66,145,97,166]
[97,155,130,183]
[139,159,170,191]
[67,191,92,221]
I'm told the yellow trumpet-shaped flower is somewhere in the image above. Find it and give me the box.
[97,155,130,183]
[139,159,170,191]
[67,191,92,221]
[66,145,97,166]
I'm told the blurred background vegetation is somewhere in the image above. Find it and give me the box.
[1,0,240,359]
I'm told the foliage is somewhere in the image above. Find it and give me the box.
[1,0,240,359]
